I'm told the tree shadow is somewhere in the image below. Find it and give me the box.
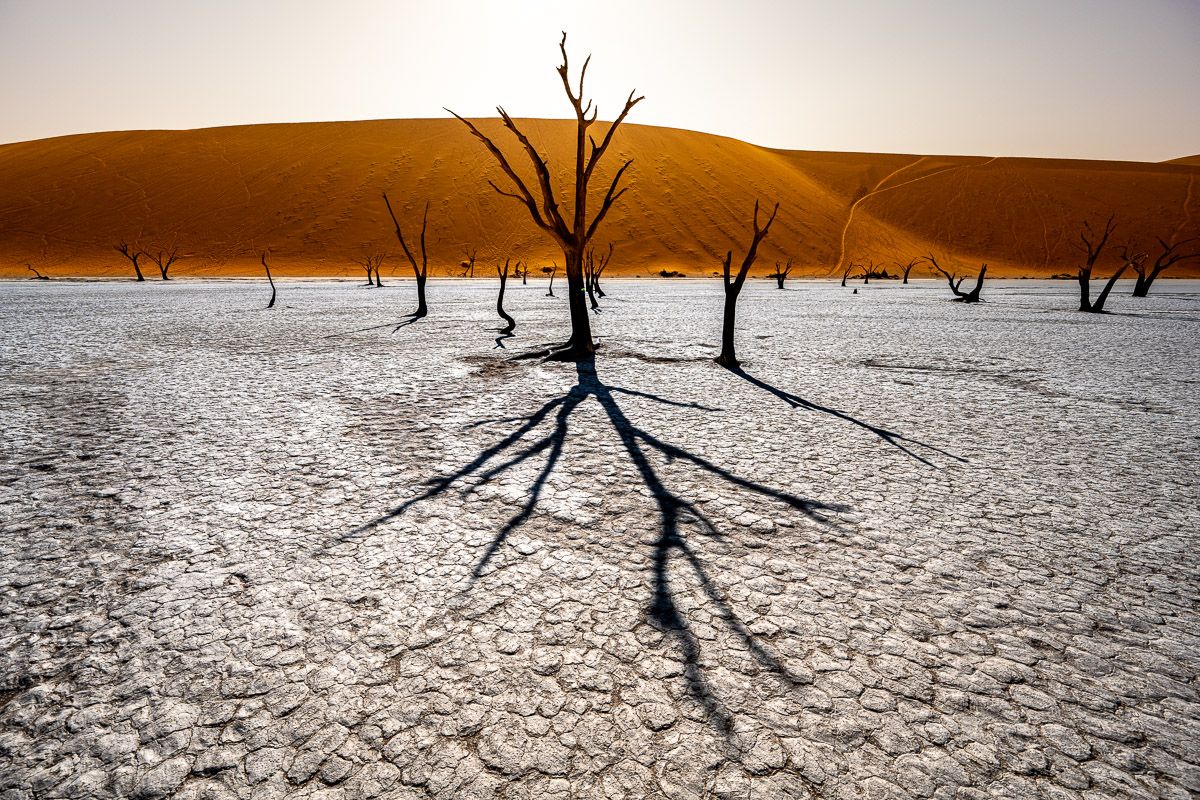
[724,366,965,468]
[335,361,847,734]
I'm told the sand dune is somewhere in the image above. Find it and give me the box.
[1,119,1196,279]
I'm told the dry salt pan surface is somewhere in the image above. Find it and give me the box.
[1,278,1198,800]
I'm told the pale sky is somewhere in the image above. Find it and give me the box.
[0,0,1197,161]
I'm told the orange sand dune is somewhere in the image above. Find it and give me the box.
[1,119,1197,279]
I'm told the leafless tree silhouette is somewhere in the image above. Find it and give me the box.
[382,195,430,319]
[897,257,919,284]
[114,241,145,282]
[590,242,613,298]
[716,201,779,369]
[584,243,613,311]
[354,253,386,287]
[495,259,516,347]
[26,263,49,280]
[769,259,793,289]
[544,264,558,297]
[1075,215,1119,312]
[922,254,986,303]
[261,251,276,309]
[146,245,182,280]
[448,32,643,361]
[1132,237,1199,297]
[840,260,861,288]
[460,248,477,278]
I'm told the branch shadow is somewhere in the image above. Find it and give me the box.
[725,366,965,468]
[333,361,847,735]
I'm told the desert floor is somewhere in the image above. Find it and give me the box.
[1,279,1197,800]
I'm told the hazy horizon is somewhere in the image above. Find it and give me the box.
[1,0,1198,161]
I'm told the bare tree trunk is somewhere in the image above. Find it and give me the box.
[1090,265,1128,312]
[497,259,516,333]
[898,258,918,284]
[546,265,558,297]
[1075,215,1117,312]
[1132,237,1199,297]
[261,252,276,309]
[374,264,384,288]
[923,254,986,302]
[115,241,145,282]
[383,193,430,318]
[26,263,49,280]
[715,201,779,369]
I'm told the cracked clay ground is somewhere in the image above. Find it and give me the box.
[1,279,1198,800]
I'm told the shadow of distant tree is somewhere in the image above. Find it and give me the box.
[339,361,847,733]
[726,366,965,468]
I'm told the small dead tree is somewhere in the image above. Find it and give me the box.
[840,260,860,287]
[897,257,919,284]
[146,246,182,280]
[354,253,386,287]
[518,260,528,285]
[922,254,987,303]
[769,259,793,289]
[544,264,558,297]
[584,250,600,311]
[115,241,145,282]
[497,259,516,334]
[382,194,430,318]
[261,251,277,309]
[449,32,643,361]
[26,263,49,280]
[716,201,779,369]
[1075,215,1117,312]
[1132,237,1199,297]
[460,248,477,278]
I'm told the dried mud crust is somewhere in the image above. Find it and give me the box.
[0,279,1197,799]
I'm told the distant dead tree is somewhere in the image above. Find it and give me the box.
[261,251,277,309]
[354,253,386,287]
[1131,237,1199,297]
[589,242,613,298]
[26,263,49,280]
[840,260,861,287]
[516,260,528,285]
[460,248,477,278]
[114,241,145,282]
[715,201,779,369]
[544,264,558,297]
[897,257,919,284]
[382,194,430,318]
[922,254,987,303]
[1074,215,1120,312]
[769,259,793,289]
[146,246,182,280]
[496,259,516,335]
[449,32,643,361]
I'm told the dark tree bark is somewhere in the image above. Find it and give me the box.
[26,263,49,280]
[115,241,145,282]
[585,249,600,311]
[715,201,779,369]
[519,260,528,285]
[897,257,918,284]
[770,259,793,289]
[146,246,181,280]
[1132,237,1199,297]
[261,251,276,309]
[497,259,516,334]
[593,243,612,298]
[382,194,430,318]
[1075,215,1117,312]
[449,32,643,361]
[922,254,987,303]
[545,265,557,297]
[1090,263,1128,313]
[354,254,386,287]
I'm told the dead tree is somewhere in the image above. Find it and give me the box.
[26,263,49,280]
[497,259,516,334]
[1132,237,1199,297]
[840,260,860,287]
[115,241,145,281]
[1074,216,1117,312]
[769,259,793,289]
[544,264,558,297]
[460,248,477,278]
[897,257,919,284]
[382,194,430,318]
[146,246,181,280]
[922,254,987,303]
[715,201,779,369]
[261,251,276,309]
[863,260,875,285]
[449,32,643,361]
[354,254,386,287]
[518,260,528,285]
[592,243,612,298]
[584,250,600,311]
